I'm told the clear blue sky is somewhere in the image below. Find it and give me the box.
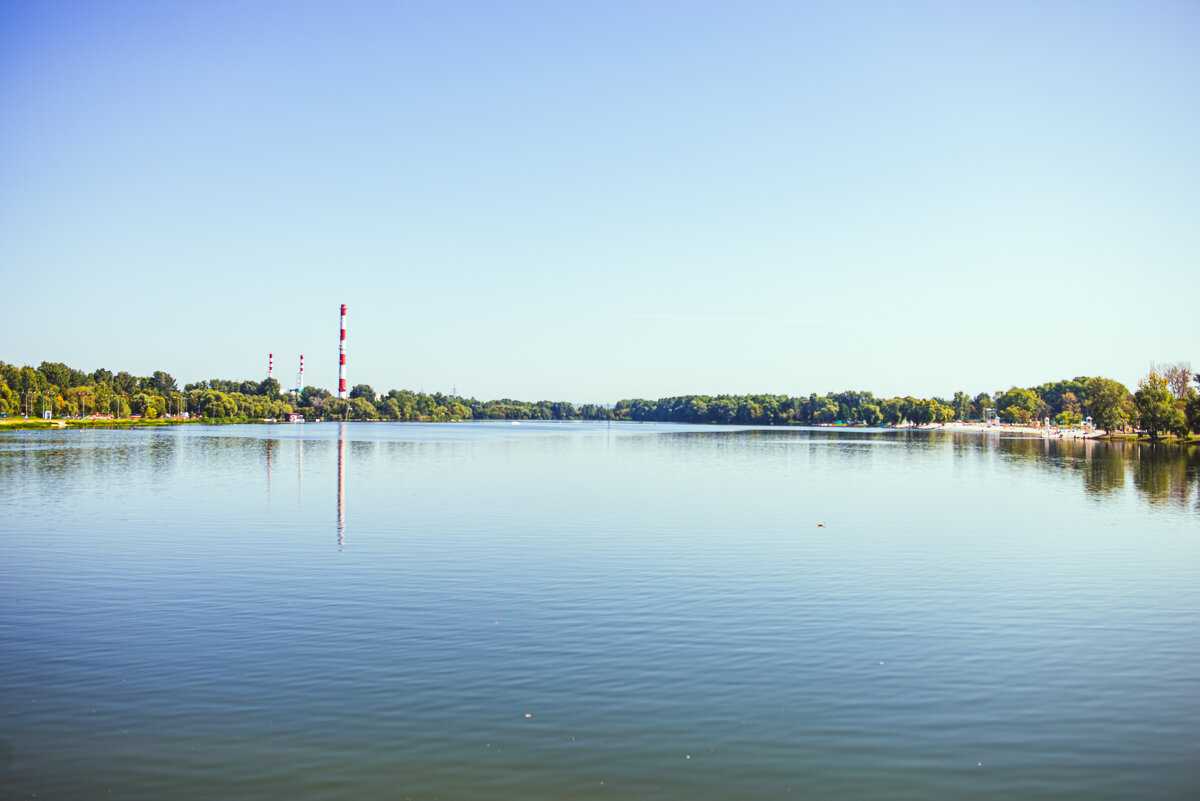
[2,1,1196,402]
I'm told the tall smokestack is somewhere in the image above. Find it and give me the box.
[268,353,273,379]
[298,355,304,393]
[338,304,348,399]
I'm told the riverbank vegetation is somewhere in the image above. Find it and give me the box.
[2,358,1197,440]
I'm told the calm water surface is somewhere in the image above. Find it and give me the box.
[1,422,1197,800]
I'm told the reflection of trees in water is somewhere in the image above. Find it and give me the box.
[1131,445,1199,508]
[265,437,277,496]
[1080,442,1127,497]
[0,431,180,490]
[996,436,1047,466]
[995,436,1199,509]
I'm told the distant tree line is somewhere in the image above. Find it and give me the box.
[609,367,1200,438]
[2,358,1198,438]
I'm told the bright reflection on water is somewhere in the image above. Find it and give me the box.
[1,422,1198,800]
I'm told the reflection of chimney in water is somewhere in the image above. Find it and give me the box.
[266,438,274,505]
[337,423,346,549]
[297,438,303,502]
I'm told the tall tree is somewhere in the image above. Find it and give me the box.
[996,387,1040,419]
[150,370,178,393]
[973,392,995,418]
[858,403,883,427]
[1060,392,1081,417]
[1083,377,1131,434]
[258,378,281,399]
[1134,373,1176,439]
[1186,394,1200,435]
[952,391,973,421]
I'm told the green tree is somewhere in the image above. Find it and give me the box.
[951,391,973,421]
[898,397,924,425]
[709,398,738,424]
[996,387,1039,419]
[858,403,883,427]
[1083,377,1130,434]
[130,392,155,416]
[931,400,955,423]
[0,374,12,415]
[973,392,995,419]
[736,400,764,424]
[1055,410,1082,426]
[349,397,377,419]
[813,398,840,424]
[1000,406,1031,425]
[1186,393,1200,435]
[66,386,95,416]
[300,386,332,406]
[114,371,137,394]
[259,377,281,399]
[349,384,376,401]
[18,366,47,394]
[907,399,938,425]
[39,361,87,389]
[1167,401,1189,438]
[1134,373,1175,439]
[1060,392,1081,418]
[880,398,905,425]
[150,370,178,394]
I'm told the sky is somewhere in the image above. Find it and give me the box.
[1,0,1197,403]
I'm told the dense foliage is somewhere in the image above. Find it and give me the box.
[2,358,1197,436]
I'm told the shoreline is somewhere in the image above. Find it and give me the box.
[1,416,1195,444]
[913,420,1105,439]
[910,420,1199,444]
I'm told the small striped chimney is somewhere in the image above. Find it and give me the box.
[338,304,348,399]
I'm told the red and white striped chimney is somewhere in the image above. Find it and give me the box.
[337,304,348,399]
[268,353,273,379]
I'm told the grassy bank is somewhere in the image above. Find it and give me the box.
[1096,431,1198,445]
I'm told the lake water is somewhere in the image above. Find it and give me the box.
[1,422,1197,800]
